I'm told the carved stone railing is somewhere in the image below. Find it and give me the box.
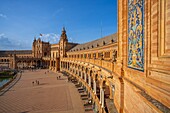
[61,57,114,73]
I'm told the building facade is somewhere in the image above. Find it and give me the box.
[60,0,170,113]
[0,0,170,113]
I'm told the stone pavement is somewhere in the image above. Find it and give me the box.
[0,69,85,113]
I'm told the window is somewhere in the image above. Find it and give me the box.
[84,54,87,58]
[111,39,114,43]
[88,54,91,58]
[103,41,106,45]
[104,52,110,58]
[98,52,103,58]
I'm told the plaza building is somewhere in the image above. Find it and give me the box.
[0,0,170,113]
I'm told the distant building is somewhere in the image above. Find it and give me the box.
[0,27,78,70]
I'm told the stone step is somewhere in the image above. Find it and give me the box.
[81,94,88,97]
[85,108,93,111]
[82,97,88,100]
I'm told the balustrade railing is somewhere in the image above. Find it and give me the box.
[62,57,114,72]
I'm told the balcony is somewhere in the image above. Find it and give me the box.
[61,57,114,73]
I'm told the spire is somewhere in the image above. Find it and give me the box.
[34,37,36,41]
[60,27,68,41]
[62,27,66,33]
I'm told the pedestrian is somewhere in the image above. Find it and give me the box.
[45,72,46,74]
[57,76,58,80]
[59,76,60,79]
[32,81,34,86]
[35,80,37,84]
[38,81,39,85]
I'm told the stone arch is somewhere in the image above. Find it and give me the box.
[102,80,110,98]
[44,52,47,56]
[93,73,100,99]
[85,67,89,83]
[78,65,81,77]
[89,69,93,89]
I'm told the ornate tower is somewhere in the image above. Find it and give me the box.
[32,37,36,57]
[59,27,68,58]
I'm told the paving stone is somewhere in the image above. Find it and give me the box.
[0,69,85,113]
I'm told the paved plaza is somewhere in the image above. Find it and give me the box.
[0,69,85,113]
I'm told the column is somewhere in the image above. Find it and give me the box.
[81,71,83,79]
[59,61,61,71]
[100,88,102,104]
[102,89,104,108]
[93,80,96,94]
[109,85,114,99]
[67,63,68,70]
[89,76,91,87]
[84,73,87,82]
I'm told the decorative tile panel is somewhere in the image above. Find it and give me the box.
[128,0,144,71]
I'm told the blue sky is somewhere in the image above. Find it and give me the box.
[0,0,117,50]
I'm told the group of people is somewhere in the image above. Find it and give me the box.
[32,80,40,86]
[56,76,61,80]
[44,70,49,74]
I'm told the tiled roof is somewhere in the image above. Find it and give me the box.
[69,33,117,52]
[0,50,32,55]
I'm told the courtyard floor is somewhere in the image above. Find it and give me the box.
[0,69,85,113]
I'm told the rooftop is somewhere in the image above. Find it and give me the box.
[0,50,32,56]
[69,33,117,52]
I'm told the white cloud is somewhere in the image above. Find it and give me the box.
[0,13,7,19]
[0,33,5,37]
[0,33,30,50]
[39,33,60,44]
[68,37,73,42]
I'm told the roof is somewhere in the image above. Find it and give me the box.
[69,33,117,52]
[0,50,32,55]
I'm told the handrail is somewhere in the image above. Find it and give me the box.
[61,58,114,73]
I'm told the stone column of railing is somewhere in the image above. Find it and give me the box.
[110,85,115,99]
[67,62,69,70]
[81,71,83,79]
[100,87,102,104]
[93,79,96,94]
[84,72,87,83]
[101,88,104,108]
[88,74,91,87]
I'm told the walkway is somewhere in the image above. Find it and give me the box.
[0,69,84,113]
